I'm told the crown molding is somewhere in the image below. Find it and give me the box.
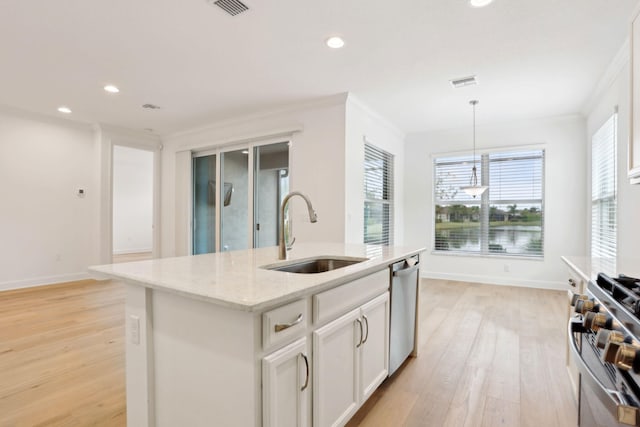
[164,93,349,141]
[581,37,630,116]
[95,123,162,148]
[346,93,405,140]
[0,104,94,131]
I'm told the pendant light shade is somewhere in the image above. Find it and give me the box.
[461,100,488,198]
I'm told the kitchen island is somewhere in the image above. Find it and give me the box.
[89,243,424,427]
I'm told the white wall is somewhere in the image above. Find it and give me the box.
[585,53,640,273]
[404,115,587,289]
[113,145,154,254]
[0,109,100,290]
[160,96,347,257]
[345,96,406,245]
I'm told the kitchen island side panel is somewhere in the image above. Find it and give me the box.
[126,284,259,427]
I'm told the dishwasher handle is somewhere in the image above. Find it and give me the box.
[393,264,419,277]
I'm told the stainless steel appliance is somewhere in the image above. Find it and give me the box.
[570,273,640,426]
[389,255,420,376]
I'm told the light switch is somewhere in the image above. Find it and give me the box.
[129,315,140,345]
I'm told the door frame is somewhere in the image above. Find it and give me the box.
[188,136,290,254]
[97,125,162,264]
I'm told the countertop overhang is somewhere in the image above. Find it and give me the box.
[89,243,425,312]
[561,255,640,283]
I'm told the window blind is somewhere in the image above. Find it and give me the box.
[364,143,393,245]
[591,112,617,275]
[434,149,544,257]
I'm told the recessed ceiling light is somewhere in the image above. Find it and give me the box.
[326,36,345,49]
[57,106,72,114]
[104,85,120,93]
[469,0,494,7]
[241,150,249,154]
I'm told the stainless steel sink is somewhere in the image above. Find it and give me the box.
[262,256,368,274]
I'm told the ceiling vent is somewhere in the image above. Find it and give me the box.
[142,104,161,110]
[209,0,249,16]
[450,75,478,88]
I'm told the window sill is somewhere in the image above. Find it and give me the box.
[430,250,544,261]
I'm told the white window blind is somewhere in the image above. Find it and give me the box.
[364,143,393,245]
[591,112,617,275]
[434,149,544,257]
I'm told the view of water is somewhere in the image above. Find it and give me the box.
[435,225,542,255]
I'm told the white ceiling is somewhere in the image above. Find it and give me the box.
[1,0,637,135]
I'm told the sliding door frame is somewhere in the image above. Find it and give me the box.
[189,136,290,254]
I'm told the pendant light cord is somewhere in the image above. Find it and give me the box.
[470,100,479,186]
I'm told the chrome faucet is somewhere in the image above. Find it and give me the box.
[279,191,318,259]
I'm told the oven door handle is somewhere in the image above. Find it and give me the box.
[568,320,640,426]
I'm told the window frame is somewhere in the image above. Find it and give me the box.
[432,147,546,259]
[590,111,618,275]
[364,143,394,246]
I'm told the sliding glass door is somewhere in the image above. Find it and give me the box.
[192,141,289,254]
[220,149,249,251]
[192,154,217,255]
[253,142,289,248]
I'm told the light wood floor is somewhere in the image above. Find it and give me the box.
[0,279,576,427]
[347,279,577,427]
[0,280,125,427]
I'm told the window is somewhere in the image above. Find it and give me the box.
[434,149,545,257]
[591,112,617,274]
[364,143,393,245]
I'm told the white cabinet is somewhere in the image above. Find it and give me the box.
[313,308,361,427]
[122,265,399,427]
[359,293,390,402]
[262,337,311,427]
[630,5,640,183]
[564,262,586,401]
[313,292,390,427]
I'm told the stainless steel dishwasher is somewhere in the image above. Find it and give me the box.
[389,254,420,376]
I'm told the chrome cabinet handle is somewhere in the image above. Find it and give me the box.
[356,318,364,348]
[275,313,303,332]
[300,353,309,391]
[362,315,369,344]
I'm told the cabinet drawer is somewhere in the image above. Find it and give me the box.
[567,269,585,293]
[313,269,389,325]
[263,299,309,350]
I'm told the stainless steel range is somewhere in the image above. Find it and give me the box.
[570,273,640,426]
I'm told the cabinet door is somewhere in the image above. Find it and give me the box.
[360,292,390,402]
[263,337,310,427]
[313,308,361,427]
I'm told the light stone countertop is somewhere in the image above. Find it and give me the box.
[561,255,640,283]
[89,243,425,312]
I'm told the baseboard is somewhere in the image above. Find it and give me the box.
[421,271,565,291]
[113,248,152,255]
[0,272,92,292]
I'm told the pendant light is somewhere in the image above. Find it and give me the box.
[461,100,488,198]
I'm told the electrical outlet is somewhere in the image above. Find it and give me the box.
[129,315,140,345]
[504,264,510,273]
